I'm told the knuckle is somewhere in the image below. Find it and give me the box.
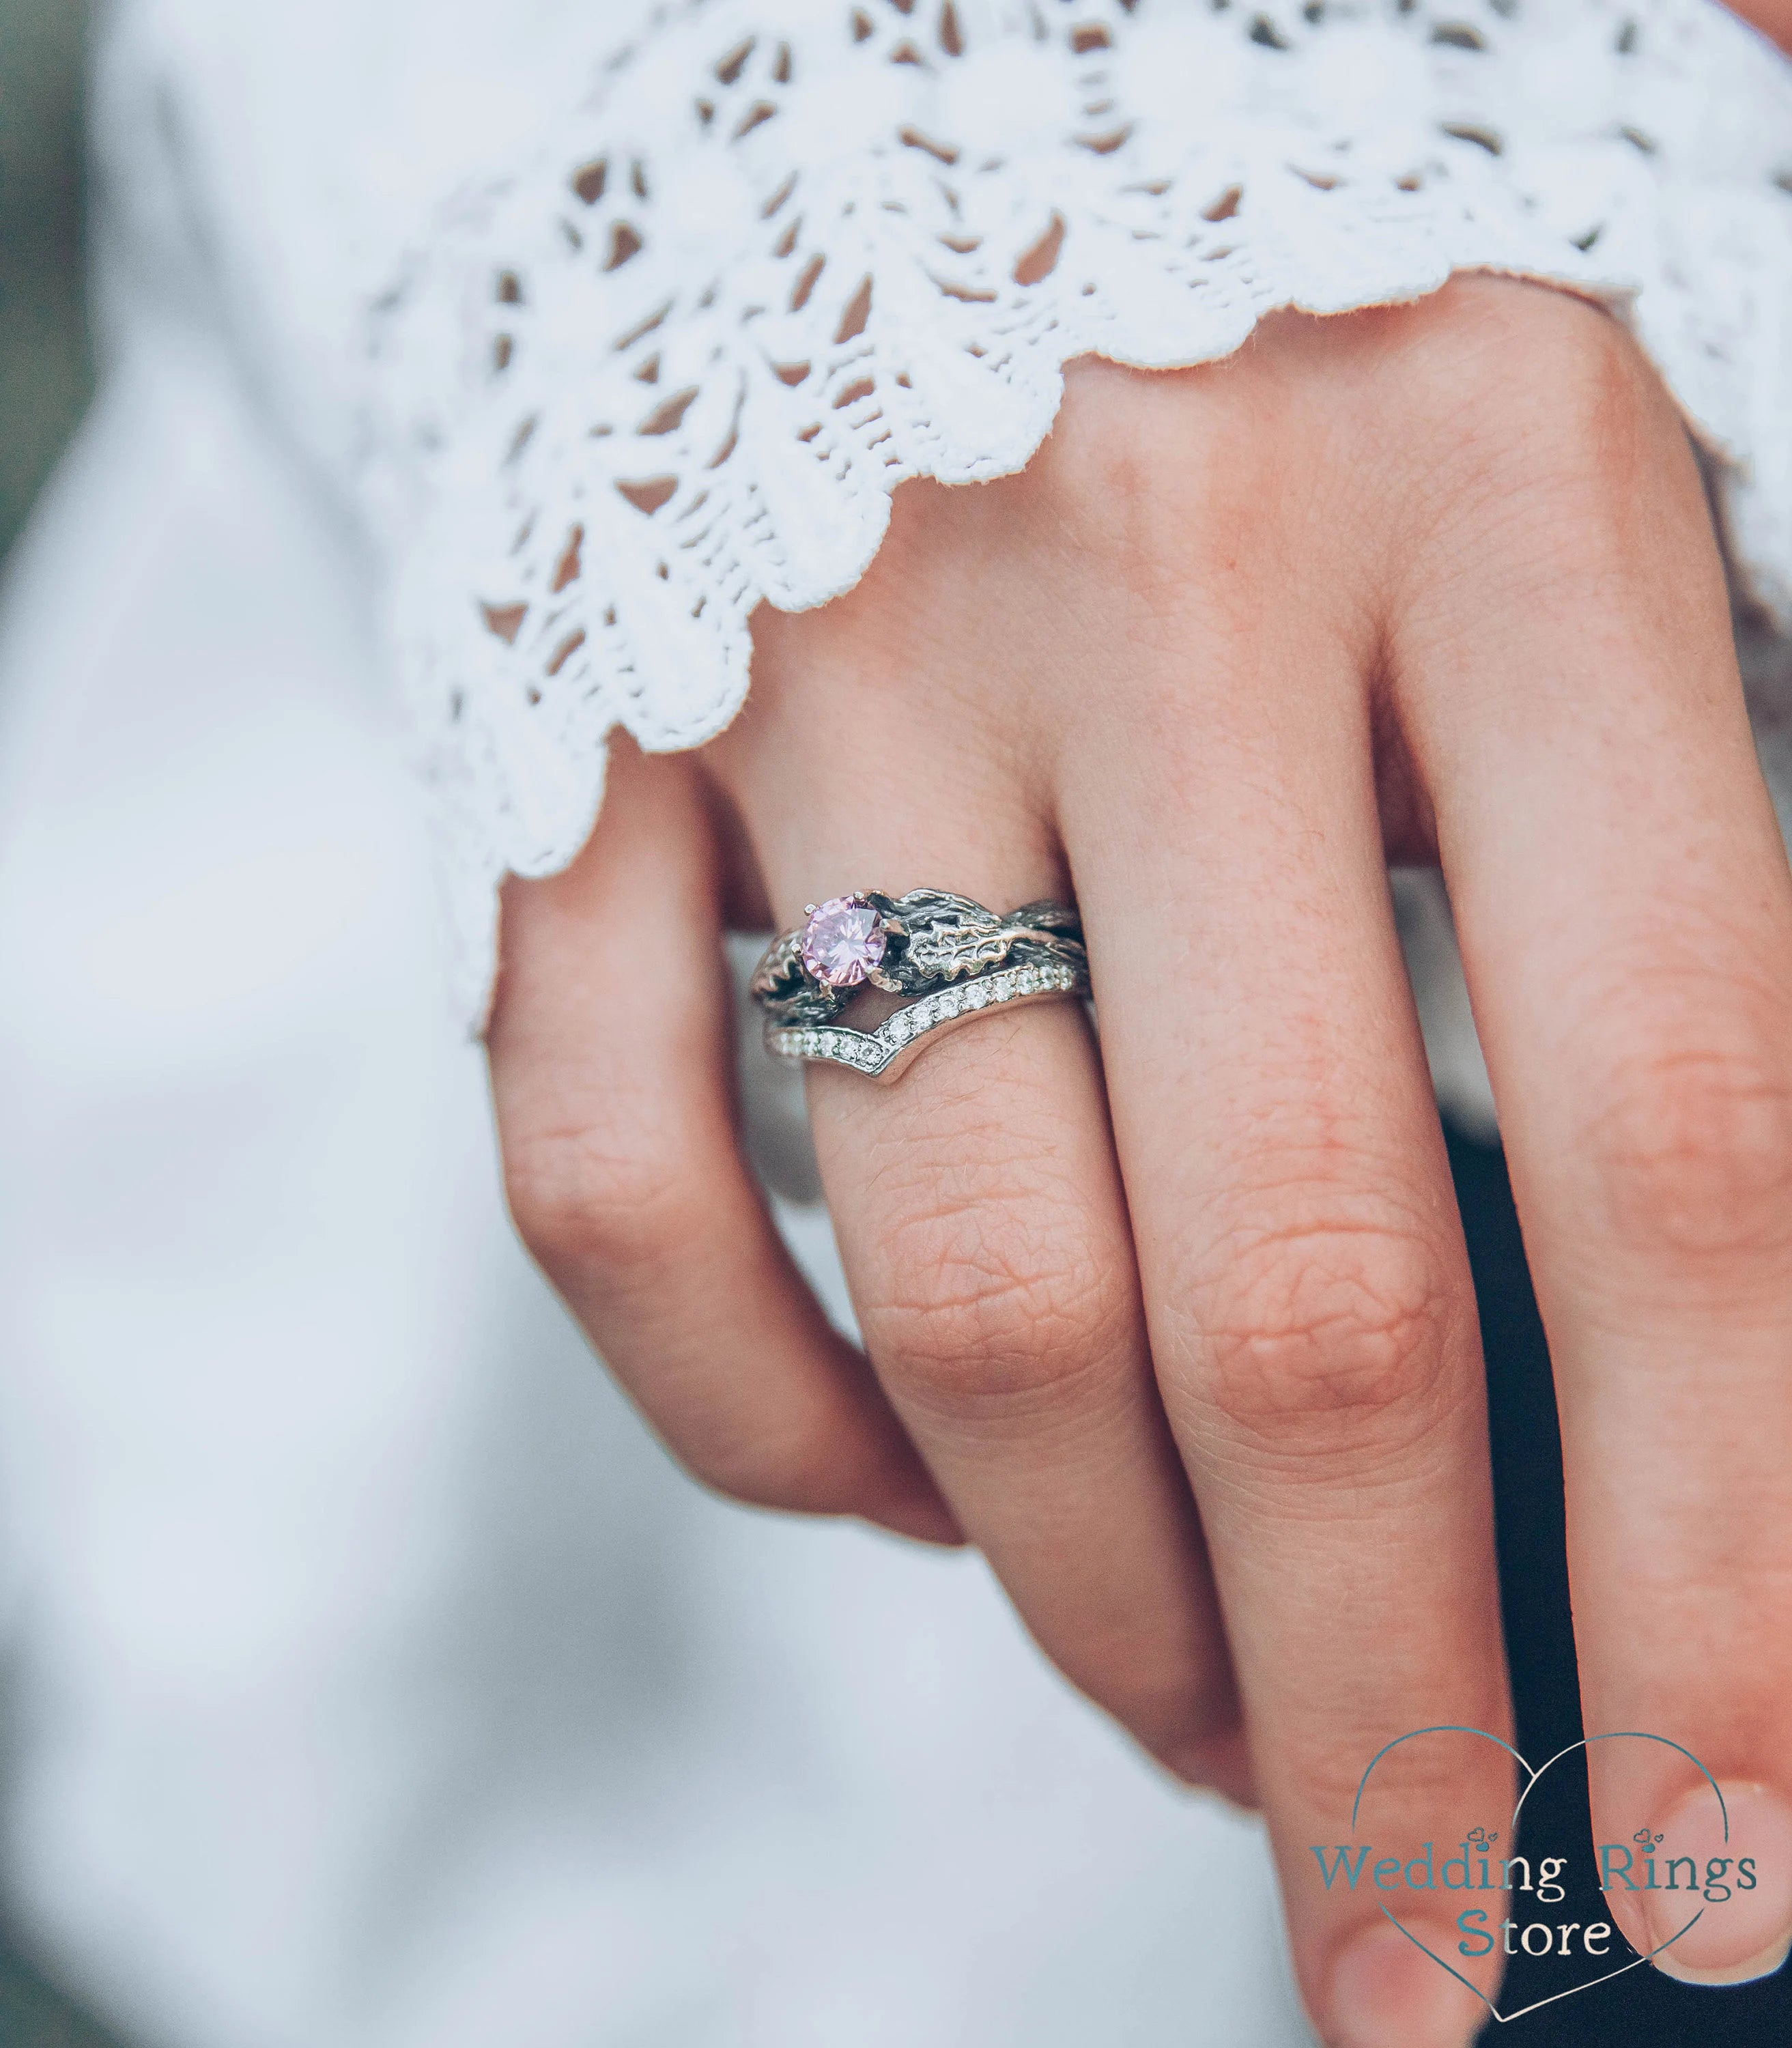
[677,1408,866,1518]
[1296,1717,1514,1840]
[858,1167,1128,1414]
[1577,1024,1792,1278]
[501,1114,698,1294]
[1049,361,1280,621]
[1409,276,1647,442]
[1173,1204,1460,1460]
[1389,282,1691,588]
[1083,1638,1241,1767]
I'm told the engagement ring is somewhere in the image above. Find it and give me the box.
[750,890,1090,1083]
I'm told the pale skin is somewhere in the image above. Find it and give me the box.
[487,238,1792,2048]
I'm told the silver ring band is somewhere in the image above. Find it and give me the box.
[750,890,1090,1083]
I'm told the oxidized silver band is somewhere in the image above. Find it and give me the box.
[750,890,1090,1083]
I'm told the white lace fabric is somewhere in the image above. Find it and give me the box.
[359,0,1792,1023]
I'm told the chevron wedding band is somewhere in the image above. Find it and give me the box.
[750,889,1091,1084]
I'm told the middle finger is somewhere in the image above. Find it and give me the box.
[1066,565,1510,2044]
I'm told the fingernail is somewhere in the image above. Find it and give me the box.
[1327,1920,1486,2048]
[1651,1931,1792,1988]
[1643,1780,1792,1985]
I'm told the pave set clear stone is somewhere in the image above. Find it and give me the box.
[767,961,1079,1077]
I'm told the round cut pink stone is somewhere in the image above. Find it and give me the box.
[801,896,885,989]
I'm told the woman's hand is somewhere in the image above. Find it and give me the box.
[488,277,1792,2046]
[1733,0,1792,53]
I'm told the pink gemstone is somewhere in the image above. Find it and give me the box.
[801,895,885,989]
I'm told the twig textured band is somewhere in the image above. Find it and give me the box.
[751,890,1090,1083]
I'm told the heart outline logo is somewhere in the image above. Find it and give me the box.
[1349,1726,1728,2025]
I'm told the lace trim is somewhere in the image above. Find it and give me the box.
[361,0,1792,1023]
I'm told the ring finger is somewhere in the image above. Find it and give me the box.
[711,580,1248,1795]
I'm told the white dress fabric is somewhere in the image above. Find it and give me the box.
[0,2,1785,2042]
[364,0,1792,1019]
[91,0,1792,1026]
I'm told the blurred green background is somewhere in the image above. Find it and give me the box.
[1,0,92,557]
[1,4,123,2041]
